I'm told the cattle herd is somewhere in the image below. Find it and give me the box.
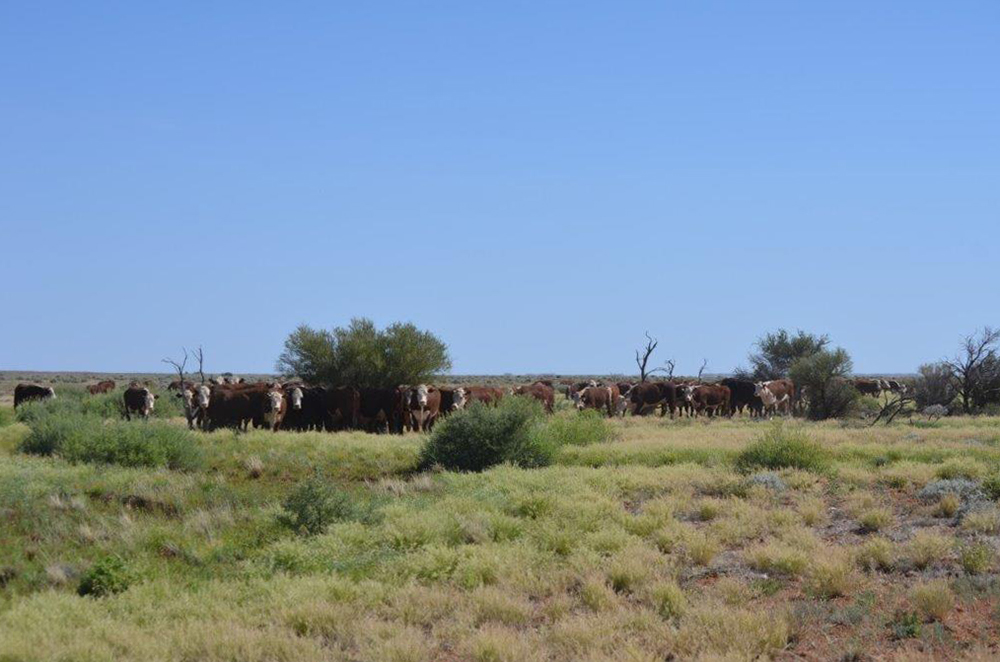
[10,375,911,433]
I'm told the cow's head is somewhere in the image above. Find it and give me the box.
[452,387,467,411]
[47,387,56,399]
[681,384,696,402]
[572,389,585,410]
[196,385,211,408]
[287,386,304,410]
[265,387,284,413]
[415,384,430,409]
[143,389,156,414]
[179,387,194,408]
[753,382,768,397]
[615,395,629,417]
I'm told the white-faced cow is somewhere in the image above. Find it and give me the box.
[123,385,157,420]
[681,384,731,417]
[754,379,794,417]
[13,384,56,409]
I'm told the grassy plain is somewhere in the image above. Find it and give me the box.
[2,383,1000,660]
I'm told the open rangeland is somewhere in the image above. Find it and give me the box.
[2,384,1000,661]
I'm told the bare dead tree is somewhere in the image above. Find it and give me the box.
[191,346,206,385]
[635,332,673,382]
[945,327,1000,414]
[697,359,708,383]
[869,393,917,427]
[163,348,198,430]
[664,359,675,380]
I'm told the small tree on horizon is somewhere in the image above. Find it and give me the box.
[789,347,858,420]
[736,329,830,381]
[276,318,451,388]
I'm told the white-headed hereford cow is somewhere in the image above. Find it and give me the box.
[123,385,158,420]
[13,384,56,409]
[178,383,212,429]
[681,384,731,417]
[439,387,468,415]
[754,379,794,416]
[403,384,441,432]
[573,385,616,417]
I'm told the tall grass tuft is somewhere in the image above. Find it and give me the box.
[735,424,829,474]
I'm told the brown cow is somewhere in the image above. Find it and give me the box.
[438,387,468,416]
[178,383,212,430]
[13,384,56,409]
[87,380,116,395]
[464,386,505,406]
[513,382,555,413]
[123,385,158,420]
[681,384,731,417]
[402,384,441,432]
[754,379,794,416]
[573,386,615,417]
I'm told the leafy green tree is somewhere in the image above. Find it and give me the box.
[276,317,451,388]
[789,347,857,420]
[738,329,830,381]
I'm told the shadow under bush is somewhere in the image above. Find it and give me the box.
[420,396,553,471]
[735,424,829,474]
[19,413,202,471]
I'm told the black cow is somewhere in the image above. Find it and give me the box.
[13,384,56,409]
[720,378,763,417]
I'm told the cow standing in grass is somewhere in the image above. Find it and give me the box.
[13,384,56,409]
[123,385,157,420]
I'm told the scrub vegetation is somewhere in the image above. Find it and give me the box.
[3,390,1000,660]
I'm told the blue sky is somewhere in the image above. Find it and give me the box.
[1,2,997,375]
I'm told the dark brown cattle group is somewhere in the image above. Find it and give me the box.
[12,370,912,433]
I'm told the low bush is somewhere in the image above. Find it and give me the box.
[0,406,13,427]
[77,555,132,597]
[420,398,552,471]
[19,413,201,470]
[280,475,357,535]
[735,425,829,474]
[906,531,952,570]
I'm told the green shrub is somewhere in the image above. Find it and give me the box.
[19,413,201,470]
[0,406,13,427]
[982,474,1000,501]
[77,555,132,597]
[735,425,829,474]
[280,475,356,535]
[959,542,993,575]
[420,398,552,472]
[537,409,615,447]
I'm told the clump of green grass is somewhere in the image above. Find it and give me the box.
[959,542,993,575]
[934,493,961,518]
[280,475,359,535]
[19,413,201,470]
[961,509,1000,534]
[854,537,895,572]
[420,398,552,471]
[746,542,810,577]
[910,580,954,621]
[735,425,829,474]
[906,531,953,570]
[891,610,922,639]
[857,507,893,533]
[538,409,616,447]
[807,553,855,599]
[647,580,686,619]
[77,555,132,597]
